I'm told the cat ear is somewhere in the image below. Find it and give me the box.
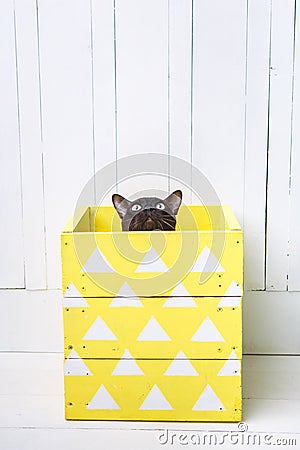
[112,194,131,219]
[164,190,182,215]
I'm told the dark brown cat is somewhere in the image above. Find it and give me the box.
[112,190,182,231]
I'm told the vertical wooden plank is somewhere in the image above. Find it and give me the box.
[192,0,247,225]
[289,0,300,291]
[39,0,94,288]
[14,0,47,289]
[266,0,295,291]
[0,0,24,288]
[243,0,271,290]
[115,0,169,197]
[92,0,117,204]
[169,0,192,200]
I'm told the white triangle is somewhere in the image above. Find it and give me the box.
[64,350,92,376]
[87,385,120,410]
[163,297,197,308]
[228,350,239,359]
[135,247,168,272]
[192,246,225,272]
[64,283,84,298]
[139,384,173,410]
[83,316,117,341]
[192,384,225,411]
[164,351,198,376]
[67,349,80,359]
[81,247,115,273]
[170,282,190,296]
[137,316,171,341]
[218,296,241,307]
[191,317,225,342]
[63,296,89,307]
[109,297,143,308]
[117,282,137,297]
[224,281,243,296]
[112,350,144,375]
[218,358,240,376]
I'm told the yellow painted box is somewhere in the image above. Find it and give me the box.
[61,204,243,422]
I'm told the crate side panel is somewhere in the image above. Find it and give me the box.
[64,358,242,422]
[63,297,242,360]
[62,231,243,298]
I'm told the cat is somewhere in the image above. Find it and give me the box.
[112,190,182,231]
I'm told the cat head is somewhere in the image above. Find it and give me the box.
[112,190,182,231]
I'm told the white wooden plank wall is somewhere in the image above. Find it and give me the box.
[38,0,95,288]
[289,0,300,291]
[265,0,295,291]
[14,0,47,289]
[0,0,24,288]
[92,0,117,202]
[1,0,300,295]
[115,0,169,198]
[169,0,192,200]
[192,0,247,221]
[243,0,270,291]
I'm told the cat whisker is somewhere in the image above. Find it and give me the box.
[159,219,174,230]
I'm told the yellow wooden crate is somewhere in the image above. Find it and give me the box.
[61,204,243,422]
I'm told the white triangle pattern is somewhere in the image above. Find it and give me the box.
[163,297,197,308]
[64,350,92,376]
[224,281,243,296]
[164,351,198,376]
[109,297,143,308]
[170,282,190,296]
[218,358,240,376]
[83,316,117,341]
[191,317,225,342]
[117,282,137,297]
[64,283,85,299]
[139,385,173,410]
[137,317,171,341]
[87,385,120,410]
[63,296,89,307]
[81,247,115,273]
[192,246,225,272]
[112,350,144,376]
[192,384,225,411]
[228,350,239,359]
[218,296,241,308]
[135,247,168,273]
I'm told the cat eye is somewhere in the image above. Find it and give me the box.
[131,204,142,212]
[156,202,165,210]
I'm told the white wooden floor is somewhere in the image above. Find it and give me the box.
[0,290,299,449]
